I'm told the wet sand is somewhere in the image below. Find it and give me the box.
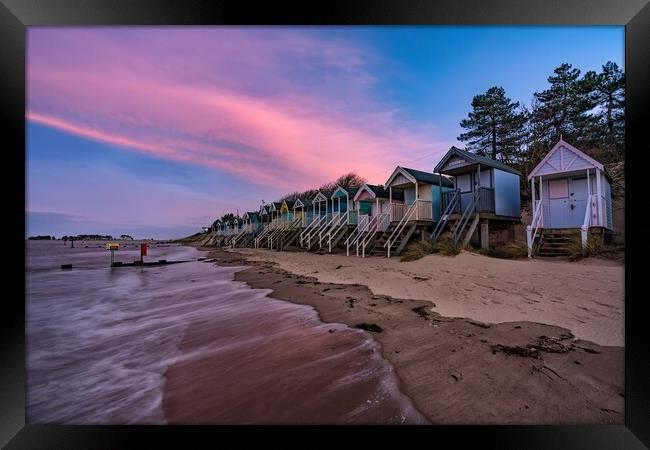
[165,247,624,424]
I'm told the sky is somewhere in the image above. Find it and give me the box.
[26,26,624,239]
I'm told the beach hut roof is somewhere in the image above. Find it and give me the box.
[435,146,521,176]
[527,139,612,181]
[353,183,404,201]
[283,199,296,210]
[332,185,359,199]
[244,211,259,220]
[386,166,455,188]
[311,190,332,202]
[294,197,312,208]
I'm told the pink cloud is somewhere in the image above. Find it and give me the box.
[28,28,454,193]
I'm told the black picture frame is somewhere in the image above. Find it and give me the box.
[2,0,649,448]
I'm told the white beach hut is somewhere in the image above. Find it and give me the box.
[526,139,614,257]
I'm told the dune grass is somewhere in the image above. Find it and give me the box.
[400,233,462,261]
[567,234,607,261]
[479,240,529,259]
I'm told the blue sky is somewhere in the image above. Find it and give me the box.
[27,26,623,239]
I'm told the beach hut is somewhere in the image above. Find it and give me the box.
[293,197,313,227]
[432,146,521,250]
[353,183,404,218]
[313,186,362,252]
[300,190,334,249]
[344,184,405,256]
[384,167,455,222]
[269,202,282,227]
[280,199,295,223]
[310,190,333,220]
[231,212,260,248]
[267,199,305,251]
[254,204,275,248]
[526,139,613,257]
[331,186,358,214]
[369,167,454,257]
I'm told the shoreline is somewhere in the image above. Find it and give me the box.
[185,246,623,424]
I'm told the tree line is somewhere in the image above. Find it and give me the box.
[458,61,624,194]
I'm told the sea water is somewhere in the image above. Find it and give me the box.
[26,240,427,424]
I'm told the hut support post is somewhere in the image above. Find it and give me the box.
[480,220,489,250]
[415,182,419,220]
[539,176,543,227]
[438,175,442,220]
[531,177,536,214]
[596,168,603,226]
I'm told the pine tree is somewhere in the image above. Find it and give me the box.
[531,63,600,145]
[458,86,527,162]
[593,61,625,158]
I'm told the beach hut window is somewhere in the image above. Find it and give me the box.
[359,201,372,215]
[457,174,472,193]
[480,169,492,188]
[548,179,569,199]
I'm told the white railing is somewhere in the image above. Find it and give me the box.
[300,214,326,247]
[269,217,301,249]
[271,217,302,250]
[318,212,342,250]
[390,203,407,222]
[416,200,433,220]
[385,202,418,258]
[301,214,313,228]
[346,214,371,256]
[358,214,369,230]
[360,213,390,258]
[526,199,544,258]
[267,219,290,248]
[325,210,349,253]
[254,224,272,248]
[580,194,597,248]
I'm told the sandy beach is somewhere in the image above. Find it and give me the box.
[235,248,624,347]
[188,247,624,424]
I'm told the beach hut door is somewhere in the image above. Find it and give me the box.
[548,179,570,228]
[569,177,589,227]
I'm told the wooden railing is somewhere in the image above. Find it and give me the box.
[390,203,408,222]
[416,200,433,220]
[431,189,460,243]
[348,210,358,225]
[477,187,495,212]
[443,187,495,214]
[319,212,343,250]
[580,194,597,248]
[299,214,326,247]
[526,199,543,257]
[385,202,417,258]
[325,211,349,252]
[358,214,369,230]
[360,213,390,257]
[452,189,479,245]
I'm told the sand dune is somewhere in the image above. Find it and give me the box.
[234,249,624,347]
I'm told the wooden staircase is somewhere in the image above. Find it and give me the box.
[368,222,417,257]
[536,229,578,257]
[279,226,303,250]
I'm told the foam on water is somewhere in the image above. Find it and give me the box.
[26,241,428,424]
